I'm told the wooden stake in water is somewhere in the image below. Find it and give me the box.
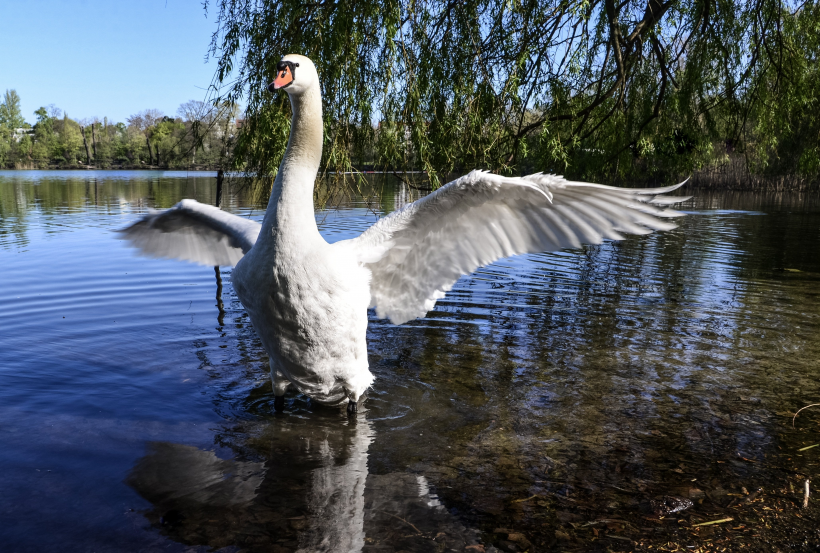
[214,171,226,326]
[216,169,224,209]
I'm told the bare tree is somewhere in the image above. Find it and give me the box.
[78,118,93,164]
[91,121,98,159]
[126,109,164,131]
[177,100,217,165]
[127,109,164,165]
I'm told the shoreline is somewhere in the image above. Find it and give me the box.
[1,166,817,192]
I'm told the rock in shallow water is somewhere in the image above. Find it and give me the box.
[649,495,694,516]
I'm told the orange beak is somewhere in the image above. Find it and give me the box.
[271,66,293,90]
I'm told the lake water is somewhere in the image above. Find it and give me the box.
[1,170,819,552]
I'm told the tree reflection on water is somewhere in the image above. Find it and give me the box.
[1,171,819,551]
[127,414,482,552]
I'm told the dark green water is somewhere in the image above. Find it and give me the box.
[0,170,818,552]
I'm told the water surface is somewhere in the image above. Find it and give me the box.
[1,170,819,552]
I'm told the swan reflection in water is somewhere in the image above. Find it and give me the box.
[126,413,482,552]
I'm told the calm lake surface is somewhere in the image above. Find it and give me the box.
[1,170,819,552]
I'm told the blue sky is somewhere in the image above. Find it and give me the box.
[1,0,222,125]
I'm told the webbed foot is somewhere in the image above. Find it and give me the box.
[347,400,358,416]
[274,395,285,412]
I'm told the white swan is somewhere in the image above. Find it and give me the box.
[120,54,689,414]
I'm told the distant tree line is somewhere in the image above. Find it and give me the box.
[207,0,820,191]
[0,90,239,170]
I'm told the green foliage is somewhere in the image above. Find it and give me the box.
[3,0,816,185]
[0,90,26,166]
[0,92,240,170]
[742,2,820,176]
[205,0,820,195]
[0,90,25,130]
[56,114,83,165]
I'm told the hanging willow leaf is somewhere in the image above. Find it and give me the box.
[204,0,820,199]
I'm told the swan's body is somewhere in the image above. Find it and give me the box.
[120,54,689,411]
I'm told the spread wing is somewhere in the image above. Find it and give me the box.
[118,199,261,266]
[341,171,690,324]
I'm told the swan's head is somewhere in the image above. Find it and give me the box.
[267,54,318,96]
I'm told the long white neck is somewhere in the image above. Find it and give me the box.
[260,83,323,248]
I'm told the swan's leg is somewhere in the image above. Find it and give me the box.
[341,386,359,415]
[270,361,291,412]
[342,376,370,416]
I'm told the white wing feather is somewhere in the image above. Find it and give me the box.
[118,199,261,267]
[341,171,690,324]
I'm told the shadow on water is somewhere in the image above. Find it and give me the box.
[126,413,481,552]
[1,171,820,552]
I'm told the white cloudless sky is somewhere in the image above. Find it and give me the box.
[0,0,223,125]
